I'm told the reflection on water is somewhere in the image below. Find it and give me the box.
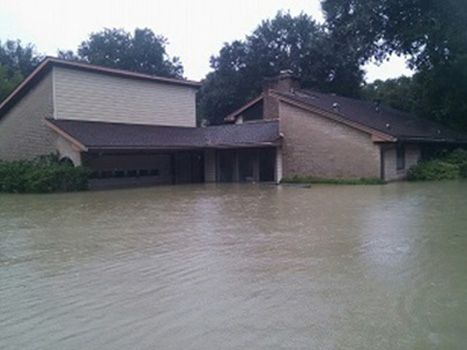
[1,182,467,349]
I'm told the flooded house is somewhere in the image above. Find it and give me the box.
[1,58,466,187]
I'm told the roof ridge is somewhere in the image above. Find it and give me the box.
[44,57,201,87]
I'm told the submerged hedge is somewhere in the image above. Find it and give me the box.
[0,155,91,193]
[408,148,467,181]
[281,176,385,185]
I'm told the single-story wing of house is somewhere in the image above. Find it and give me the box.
[225,72,467,181]
[1,58,466,188]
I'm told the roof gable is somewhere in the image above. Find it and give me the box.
[224,95,264,122]
[0,57,201,121]
[271,90,467,143]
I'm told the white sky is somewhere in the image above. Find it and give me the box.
[0,0,412,82]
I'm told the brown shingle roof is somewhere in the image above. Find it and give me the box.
[46,119,281,151]
[273,90,467,143]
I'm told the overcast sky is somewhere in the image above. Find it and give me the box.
[0,0,412,82]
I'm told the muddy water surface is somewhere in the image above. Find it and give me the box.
[1,182,466,349]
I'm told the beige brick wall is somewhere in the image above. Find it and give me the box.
[54,67,197,127]
[279,102,381,179]
[383,144,420,181]
[0,74,55,161]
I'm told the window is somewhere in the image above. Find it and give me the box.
[396,144,406,170]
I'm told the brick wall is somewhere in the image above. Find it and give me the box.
[0,74,55,161]
[279,102,381,179]
[383,144,420,181]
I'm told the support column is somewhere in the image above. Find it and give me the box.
[275,147,283,184]
[234,150,239,182]
[253,149,260,182]
[204,149,216,182]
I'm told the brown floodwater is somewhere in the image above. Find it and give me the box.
[1,182,466,349]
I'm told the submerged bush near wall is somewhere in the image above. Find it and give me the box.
[281,176,385,185]
[407,148,467,181]
[443,148,467,177]
[0,156,91,193]
[407,160,460,181]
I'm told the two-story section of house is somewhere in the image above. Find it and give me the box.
[0,57,280,187]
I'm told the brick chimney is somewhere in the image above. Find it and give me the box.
[263,70,300,120]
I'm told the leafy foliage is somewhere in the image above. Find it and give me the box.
[198,12,364,125]
[0,154,91,193]
[281,176,384,185]
[407,148,467,181]
[407,160,460,181]
[322,0,467,131]
[322,0,467,69]
[0,40,42,101]
[59,28,183,78]
[410,61,467,131]
[0,65,24,102]
[362,77,417,113]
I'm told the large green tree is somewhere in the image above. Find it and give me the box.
[0,40,42,102]
[322,0,467,130]
[199,12,364,125]
[362,76,417,113]
[59,28,183,78]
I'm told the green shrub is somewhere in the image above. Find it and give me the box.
[407,160,460,181]
[407,148,467,181]
[442,148,467,178]
[281,176,385,185]
[443,148,467,165]
[0,155,91,193]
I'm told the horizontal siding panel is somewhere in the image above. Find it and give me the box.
[54,67,196,127]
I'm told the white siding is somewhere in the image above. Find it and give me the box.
[53,67,197,127]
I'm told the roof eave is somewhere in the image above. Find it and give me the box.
[272,92,397,143]
[398,137,467,144]
[44,119,88,151]
[47,57,201,88]
[224,94,264,122]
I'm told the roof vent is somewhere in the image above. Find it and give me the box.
[280,69,294,76]
[332,102,340,113]
[437,129,442,135]
[385,123,391,129]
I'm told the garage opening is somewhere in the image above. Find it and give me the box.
[216,148,276,183]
